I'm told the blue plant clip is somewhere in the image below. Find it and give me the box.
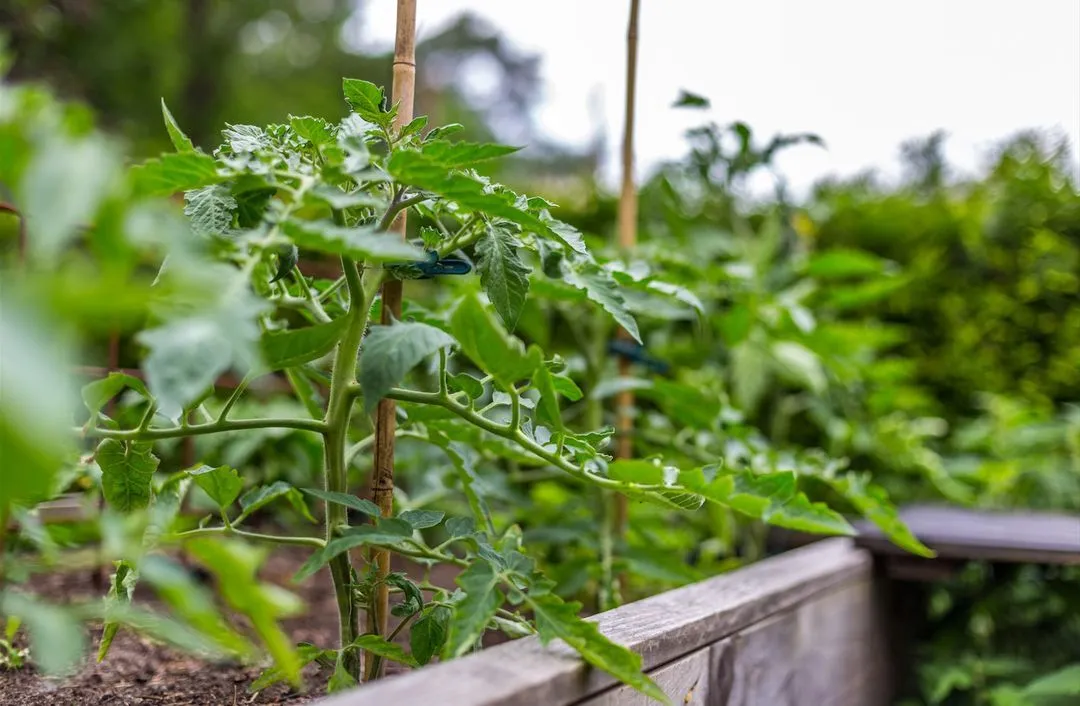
[385,250,473,280]
[607,339,671,375]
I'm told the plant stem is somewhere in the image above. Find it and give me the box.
[78,416,326,441]
[368,0,417,682]
[170,526,325,548]
[323,252,370,681]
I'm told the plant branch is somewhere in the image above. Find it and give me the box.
[78,416,326,441]
[170,526,325,548]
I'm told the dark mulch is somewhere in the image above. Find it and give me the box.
[0,545,460,706]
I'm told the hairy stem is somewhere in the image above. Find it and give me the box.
[78,416,326,441]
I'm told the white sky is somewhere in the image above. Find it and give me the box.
[359,0,1080,193]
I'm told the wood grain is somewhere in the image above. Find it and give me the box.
[580,649,712,706]
[315,538,871,706]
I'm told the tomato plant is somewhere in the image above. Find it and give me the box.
[0,64,929,702]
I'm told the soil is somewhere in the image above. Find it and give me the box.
[0,544,463,706]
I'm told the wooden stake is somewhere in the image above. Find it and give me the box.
[613,0,641,534]
[369,0,417,681]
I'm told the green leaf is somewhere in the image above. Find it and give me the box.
[292,521,415,582]
[399,509,445,530]
[281,219,425,262]
[185,539,303,687]
[828,474,934,558]
[770,341,826,393]
[81,373,150,414]
[260,316,349,372]
[430,437,494,534]
[251,644,333,692]
[608,459,665,485]
[358,321,456,413]
[444,561,502,659]
[526,592,668,704]
[563,265,641,343]
[399,115,428,140]
[140,555,254,657]
[342,78,388,124]
[131,152,222,197]
[236,482,315,525]
[673,90,710,108]
[1023,664,1080,697]
[351,634,418,668]
[161,98,196,152]
[694,471,854,535]
[328,651,359,693]
[97,560,138,662]
[0,592,84,677]
[285,367,325,420]
[289,115,335,147]
[387,573,425,618]
[551,374,583,401]
[804,248,888,279]
[410,606,450,665]
[188,465,244,509]
[476,225,531,330]
[418,140,521,168]
[448,372,485,400]
[450,292,542,387]
[532,364,565,431]
[302,488,380,517]
[184,185,236,236]
[426,123,464,141]
[97,439,159,512]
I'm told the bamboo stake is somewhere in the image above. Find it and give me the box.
[613,0,641,546]
[368,0,417,681]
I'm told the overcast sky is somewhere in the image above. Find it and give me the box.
[359,1,1080,193]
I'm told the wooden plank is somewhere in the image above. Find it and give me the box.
[578,649,712,706]
[854,504,1080,565]
[711,613,796,706]
[315,538,870,706]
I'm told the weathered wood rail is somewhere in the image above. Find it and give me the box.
[316,538,894,706]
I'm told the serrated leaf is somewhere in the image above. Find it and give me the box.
[302,488,380,517]
[563,265,641,343]
[222,124,268,153]
[551,374,583,401]
[81,373,150,414]
[160,99,195,152]
[358,321,456,413]
[260,316,348,372]
[342,78,392,126]
[236,482,314,525]
[351,634,418,668]
[450,292,541,387]
[444,561,502,659]
[282,219,425,262]
[131,152,222,197]
[829,474,934,557]
[695,471,854,535]
[251,644,332,692]
[289,116,335,147]
[184,184,235,236]
[526,592,668,704]
[328,651,358,693]
[97,560,138,662]
[292,522,415,582]
[608,459,665,485]
[187,465,244,509]
[426,123,464,141]
[410,606,450,665]
[419,140,521,168]
[476,225,531,330]
[532,364,565,431]
[97,439,159,512]
[448,372,484,400]
[399,509,445,530]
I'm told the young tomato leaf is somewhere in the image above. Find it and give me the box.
[418,140,521,168]
[607,459,665,485]
[187,465,244,509]
[358,321,456,413]
[476,225,531,331]
[281,220,426,262]
[81,372,150,414]
[526,592,669,705]
[328,650,359,693]
[97,559,138,662]
[450,292,541,388]
[342,78,389,125]
[563,264,642,343]
[302,488,380,517]
[444,561,502,659]
[97,439,159,512]
[184,185,236,237]
[398,509,445,530]
[824,474,934,557]
[131,152,221,197]
[532,364,565,431]
[251,644,333,692]
[260,316,349,372]
[0,592,84,677]
[160,98,196,153]
[351,634,418,668]
[410,605,450,665]
[292,522,415,582]
[236,482,315,525]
